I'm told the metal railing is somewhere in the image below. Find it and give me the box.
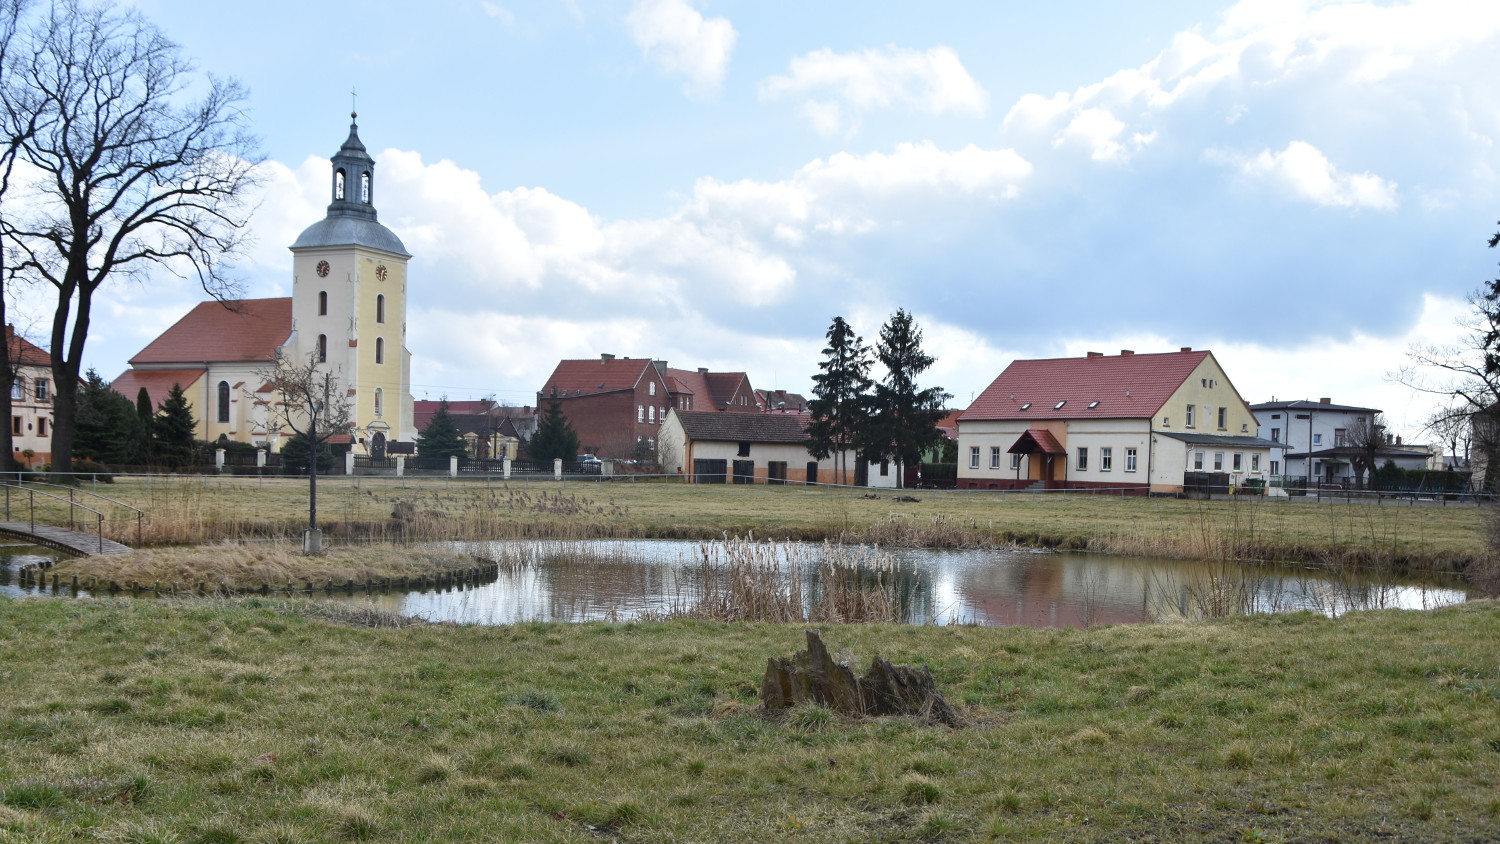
[0,479,144,549]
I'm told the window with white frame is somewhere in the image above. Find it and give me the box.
[34,379,48,401]
[1232,453,1242,471]
[1076,447,1088,471]
[1271,427,1280,442]
[969,446,980,469]
[1010,452,1021,470]
[1100,447,1112,471]
[1271,460,1279,474]
[1251,454,1260,471]
[9,377,21,400]
[1313,433,1322,445]
[648,406,655,423]
[1194,451,1204,470]
[1125,447,1137,472]
[1185,404,1195,428]
[990,446,1001,469]
[1214,452,1224,470]
[649,382,656,396]
[637,405,644,423]
[1217,407,1227,429]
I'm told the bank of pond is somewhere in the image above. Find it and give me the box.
[0,537,1471,628]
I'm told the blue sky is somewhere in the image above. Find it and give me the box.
[33,0,1500,440]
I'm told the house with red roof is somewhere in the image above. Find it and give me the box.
[111,117,415,455]
[536,355,759,459]
[6,325,57,467]
[659,408,896,486]
[958,348,1286,494]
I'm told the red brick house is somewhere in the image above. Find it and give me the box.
[536,355,759,458]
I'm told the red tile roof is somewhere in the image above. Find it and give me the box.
[5,326,49,367]
[961,350,1212,421]
[667,368,753,410]
[1013,429,1066,454]
[128,298,292,365]
[109,368,206,409]
[540,358,656,397]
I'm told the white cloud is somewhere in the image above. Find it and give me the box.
[1214,140,1399,210]
[760,45,988,137]
[626,0,737,99]
[478,2,514,26]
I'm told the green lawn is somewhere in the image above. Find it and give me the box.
[0,597,1496,842]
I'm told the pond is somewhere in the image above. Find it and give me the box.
[0,539,1472,628]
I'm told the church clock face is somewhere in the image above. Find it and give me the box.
[316,260,330,278]
[375,264,388,281]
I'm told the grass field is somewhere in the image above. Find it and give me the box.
[12,474,1487,575]
[0,596,1495,842]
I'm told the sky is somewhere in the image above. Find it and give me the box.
[15,0,1500,442]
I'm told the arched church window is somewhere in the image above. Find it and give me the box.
[335,169,345,200]
[376,294,385,323]
[360,172,370,203]
[374,387,383,418]
[318,334,327,363]
[375,337,384,364]
[318,291,328,316]
[217,381,230,423]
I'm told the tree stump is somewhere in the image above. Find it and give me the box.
[760,629,958,725]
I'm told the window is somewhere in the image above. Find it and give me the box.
[34,379,48,401]
[317,334,328,363]
[1312,433,1322,445]
[376,294,385,323]
[1010,452,1021,470]
[335,169,346,200]
[879,460,889,476]
[360,172,370,203]
[37,418,46,436]
[969,446,980,469]
[1334,428,1347,447]
[10,416,18,435]
[990,446,1001,469]
[375,337,385,364]
[737,441,751,457]
[1217,407,1227,429]
[660,406,666,423]
[1125,447,1137,472]
[1271,460,1280,475]
[1271,427,1280,442]
[1232,453,1242,471]
[1251,454,1260,471]
[9,377,20,400]
[1076,447,1088,471]
[319,291,328,315]
[1100,447,1112,471]
[647,406,655,423]
[1271,413,1281,420]
[637,405,644,423]
[1162,416,1170,427]
[217,381,230,423]
[1185,404,1195,428]
[1214,452,1224,470]
[1194,451,1204,470]
[374,387,383,418]
[649,381,656,396]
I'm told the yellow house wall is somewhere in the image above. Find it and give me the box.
[1154,355,1258,438]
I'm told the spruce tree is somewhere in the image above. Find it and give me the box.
[805,316,873,485]
[417,398,469,462]
[153,383,198,469]
[136,387,156,462]
[528,400,579,465]
[73,371,144,465]
[279,432,334,474]
[862,309,951,488]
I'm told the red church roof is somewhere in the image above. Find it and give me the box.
[109,368,206,408]
[128,298,292,365]
[961,349,1212,421]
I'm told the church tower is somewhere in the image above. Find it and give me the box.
[288,114,413,455]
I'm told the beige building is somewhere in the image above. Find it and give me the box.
[7,326,55,468]
[660,409,897,487]
[113,116,414,454]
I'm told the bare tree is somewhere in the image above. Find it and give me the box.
[1425,405,1472,473]
[1401,285,1500,492]
[255,351,352,553]
[0,0,36,472]
[1344,412,1386,490]
[0,0,259,475]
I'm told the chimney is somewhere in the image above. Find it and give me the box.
[1396,435,1403,445]
[1120,349,1134,356]
[1319,397,1331,404]
[1086,351,1103,358]
[698,367,708,374]
[1179,346,1192,353]
[600,353,614,362]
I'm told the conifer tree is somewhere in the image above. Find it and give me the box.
[417,398,468,462]
[136,387,155,462]
[73,370,144,465]
[862,309,951,488]
[153,383,198,469]
[805,316,872,485]
[528,400,579,465]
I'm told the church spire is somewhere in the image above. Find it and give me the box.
[326,112,378,222]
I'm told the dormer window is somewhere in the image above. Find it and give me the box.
[1054,400,1066,410]
[335,169,346,200]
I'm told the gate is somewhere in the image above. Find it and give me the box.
[732,460,755,484]
[693,459,727,484]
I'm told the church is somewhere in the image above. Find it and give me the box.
[111,116,415,455]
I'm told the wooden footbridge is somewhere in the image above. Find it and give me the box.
[0,481,139,556]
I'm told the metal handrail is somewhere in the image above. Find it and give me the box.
[0,479,144,547]
[0,482,109,553]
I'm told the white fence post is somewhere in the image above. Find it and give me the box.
[214,448,225,471]
[345,451,355,475]
[256,449,267,468]
[449,455,459,477]
[396,456,405,477]
[503,457,511,480]
[553,458,563,480]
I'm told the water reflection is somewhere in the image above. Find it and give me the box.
[0,540,1471,629]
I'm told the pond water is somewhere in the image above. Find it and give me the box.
[0,539,1471,628]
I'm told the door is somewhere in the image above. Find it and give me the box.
[693,459,727,483]
[370,431,386,460]
[767,461,787,485]
[855,459,869,487]
[805,462,818,486]
[732,459,755,484]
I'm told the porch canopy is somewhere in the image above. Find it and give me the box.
[1008,429,1066,455]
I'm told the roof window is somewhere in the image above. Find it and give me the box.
[1054,400,1066,410]
[1088,400,1099,409]
[1019,403,1031,411]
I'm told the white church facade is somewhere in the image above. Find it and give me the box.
[112,115,415,454]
